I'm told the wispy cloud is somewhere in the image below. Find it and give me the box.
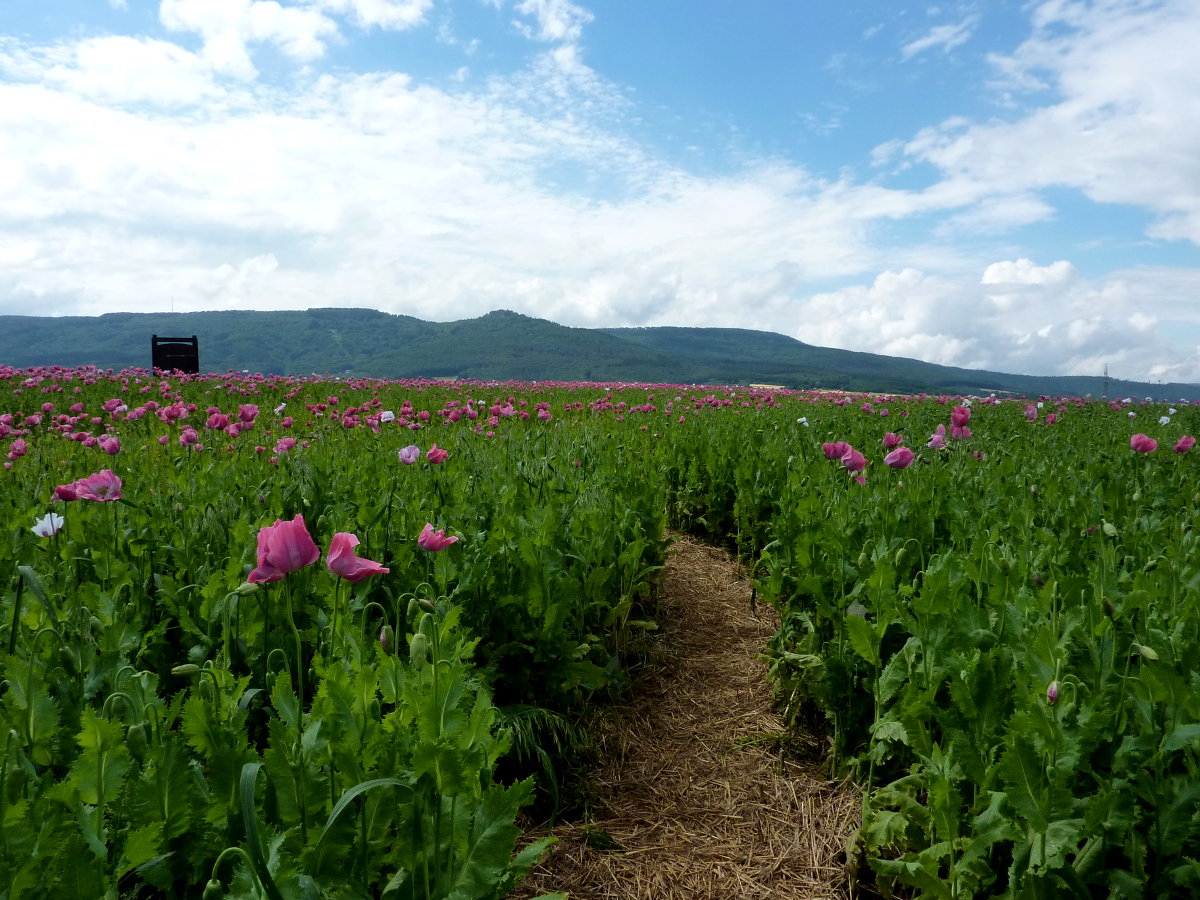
[900,15,979,60]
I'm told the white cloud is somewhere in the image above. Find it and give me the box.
[313,0,433,31]
[792,262,1200,381]
[512,0,594,43]
[0,36,226,107]
[901,0,1200,248]
[900,15,978,60]
[981,258,1076,285]
[160,0,338,78]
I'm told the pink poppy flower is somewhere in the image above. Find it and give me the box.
[822,441,851,460]
[1024,404,1038,422]
[326,533,389,583]
[417,522,458,552]
[398,445,420,465]
[950,425,971,440]
[882,432,903,449]
[884,447,915,469]
[951,405,970,428]
[840,447,867,473]
[71,470,122,501]
[248,514,321,583]
[99,435,120,456]
[425,444,449,464]
[1175,435,1196,453]
[926,432,947,450]
[1130,433,1158,453]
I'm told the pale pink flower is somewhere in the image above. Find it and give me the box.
[1130,433,1158,453]
[74,469,122,501]
[884,447,915,469]
[326,533,389,583]
[417,523,458,552]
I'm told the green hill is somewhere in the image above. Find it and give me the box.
[0,307,1193,400]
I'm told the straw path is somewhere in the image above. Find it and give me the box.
[513,534,861,900]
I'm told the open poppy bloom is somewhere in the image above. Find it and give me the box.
[1130,433,1158,453]
[248,514,321,583]
[417,522,458,552]
[326,532,389,583]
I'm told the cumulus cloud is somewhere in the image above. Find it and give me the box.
[160,0,338,78]
[981,258,1076,285]
[791,262,1200,382]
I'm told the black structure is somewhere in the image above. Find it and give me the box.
[151,335,200,374]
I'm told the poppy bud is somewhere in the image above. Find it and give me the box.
[1103,597,1116,618]
[202,878,225,900]
[409,632,430,669]
[59,646,80,676]
[379,625,395,655]
[1046,681,1059,706]
[126,723,148,764]
[5,766,27,804]
[171,663,202,676]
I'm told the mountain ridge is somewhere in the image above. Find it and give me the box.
[0,307,1193,400]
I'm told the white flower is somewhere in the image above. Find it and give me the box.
[1036,401,1044,409]
[1159,415,1171,425]
[32,512,64,537]
[1169,408,1178,415]
[380,410,396,423]
[274,403,287,414]
[797,417,809,426]
[1128,411,1137,418]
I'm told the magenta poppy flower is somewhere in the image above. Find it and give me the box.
[1175,435,1196,453]
[326,533,389,583]
[950,425,971,440]
[248,514,321,583]
[398,445,420,465]
[884,447,915,469]
[99,435,120,456]
[926,432,947,450]
[1024,404,1038,422]
[425,444,449,464]
[951,405,970,428]
[52,481,81,501]
[1130,433,1158,453]
[74,469,122,502]
[840,447,867,473]
[417,522,458,552]
[822,441,851,461]
[882,432,903,449]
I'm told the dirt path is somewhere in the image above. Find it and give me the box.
[514,534,860,900]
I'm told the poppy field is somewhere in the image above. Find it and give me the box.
[2,364,1200,899]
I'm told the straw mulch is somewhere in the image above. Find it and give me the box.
[513,534,861,900]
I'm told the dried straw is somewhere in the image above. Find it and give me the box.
[512,534,863,900]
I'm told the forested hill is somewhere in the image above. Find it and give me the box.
[0,307,1193,400]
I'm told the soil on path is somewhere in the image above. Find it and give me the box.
[514,534,859,900]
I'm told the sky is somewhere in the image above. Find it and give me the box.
[2,0,1199,383]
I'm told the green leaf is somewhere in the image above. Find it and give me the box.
[1161,723,1200,753]
[845,614,880,667]
[446,778,535,900]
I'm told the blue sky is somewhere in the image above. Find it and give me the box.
[2,0,1199,382]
